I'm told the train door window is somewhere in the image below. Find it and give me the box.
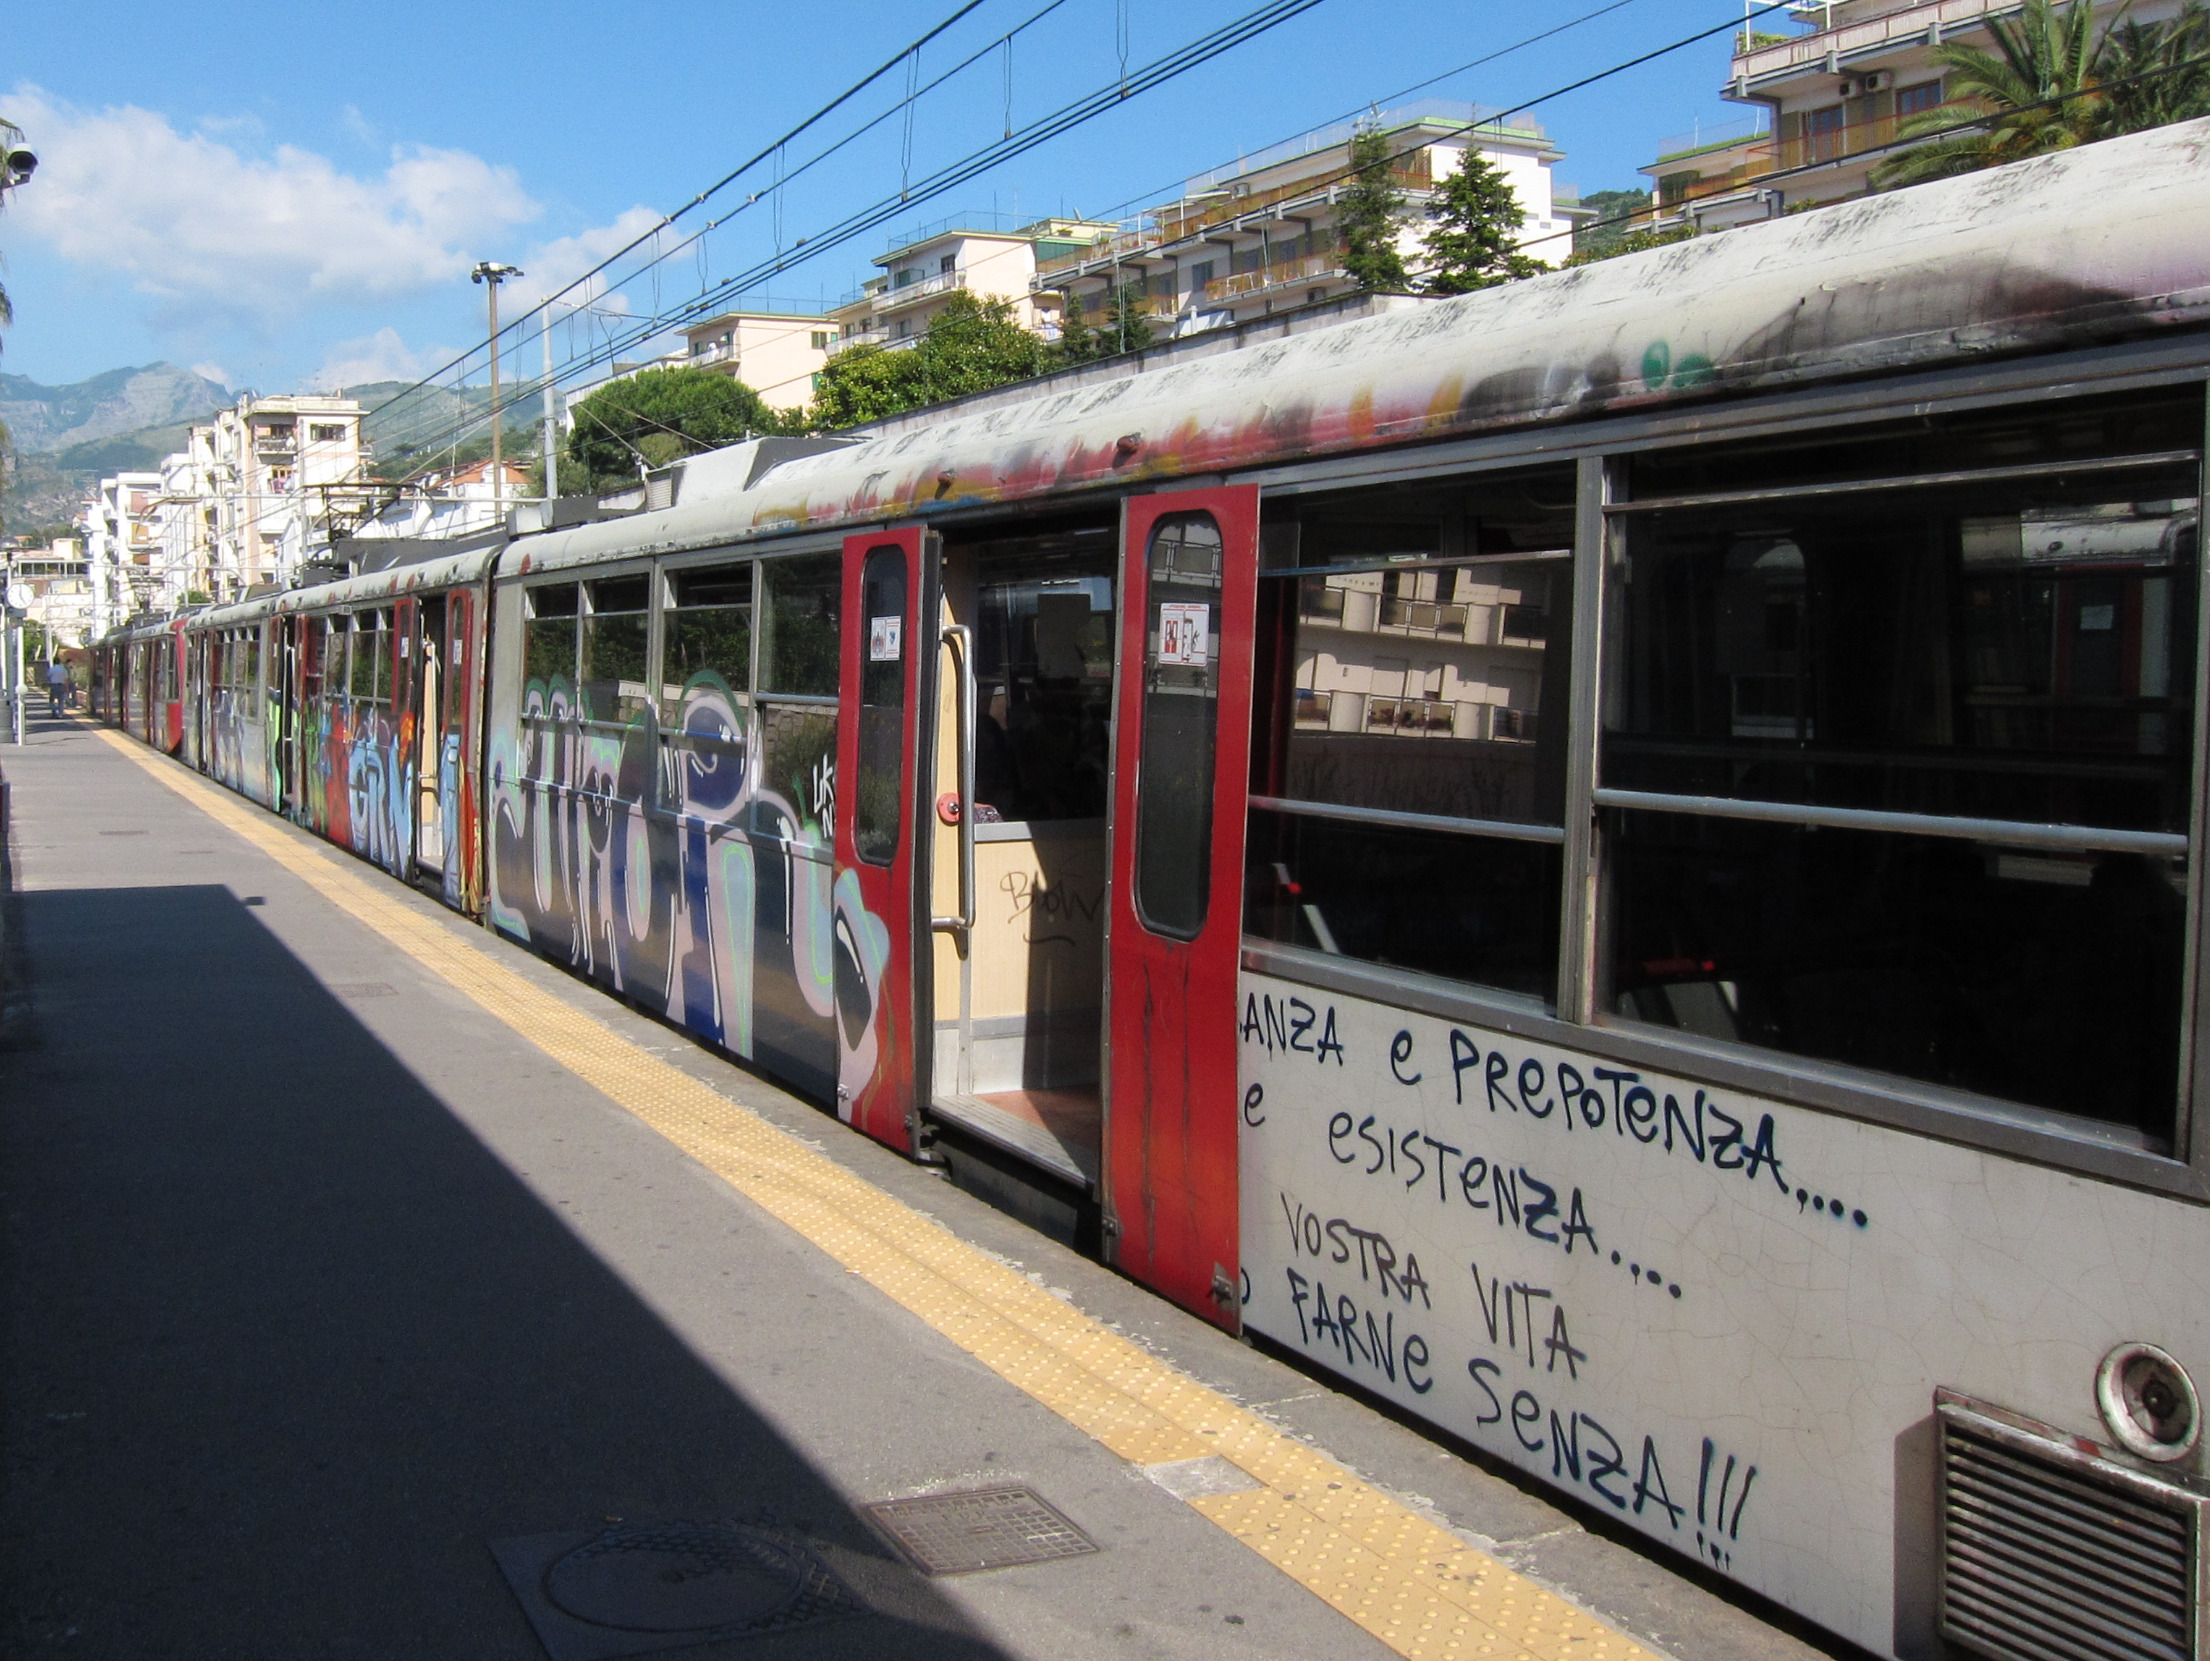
[754,552,841,843]
[660,561,754,822]
[855,545,907,866]
[969,527,1116,823]
[580,575,651,728]
[1134,513,1224,938]
[1246,463,1576,997]
[348,614,381,706]
[243,627,261,700]
[1603,387,2203,1141]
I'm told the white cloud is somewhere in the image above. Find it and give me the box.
[514,207,663,313]
[189,360,231,387]
[312,326,457,390]
[6,84,543,322]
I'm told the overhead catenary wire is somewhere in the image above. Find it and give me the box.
[387,0,1332,470]
[377,0,1088,458]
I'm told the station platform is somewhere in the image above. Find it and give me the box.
[0,715,1850,1661]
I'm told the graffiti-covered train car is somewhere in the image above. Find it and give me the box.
[97,119,2210,1661]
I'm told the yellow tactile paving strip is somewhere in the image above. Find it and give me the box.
[94,727,1664,1661]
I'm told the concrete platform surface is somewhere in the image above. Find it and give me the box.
[0,715,1859,1661]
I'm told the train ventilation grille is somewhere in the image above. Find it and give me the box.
[1939,1390,2202,1661]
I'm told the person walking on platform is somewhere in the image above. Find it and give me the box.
[44,659,68,718]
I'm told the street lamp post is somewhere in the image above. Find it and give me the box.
[471,261,524,522]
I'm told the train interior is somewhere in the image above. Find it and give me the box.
[924,515,1118,1217]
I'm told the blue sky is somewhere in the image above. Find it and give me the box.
[1,0,1765,398]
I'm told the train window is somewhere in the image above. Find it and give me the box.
[523,583,579,692]
[854,546,907,866]
[580,576,651,727]
[1135,513,1224,939]
[1628,383,2202,501]
[1246,465,1575,995]
[243,629,260,694]
[663,563,753,715]
[660,563,754,826]
[759,554,841,697]
[967,527,1116,823]
[1603,388,2204,1142]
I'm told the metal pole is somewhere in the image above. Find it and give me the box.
[487,278,504,519]
[541,302,559,501]
[12,613,23,746]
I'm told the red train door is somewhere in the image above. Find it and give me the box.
[1103,484,1260,1329]
[833,527,933,1151]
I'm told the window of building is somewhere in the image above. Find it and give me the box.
[1897,79,1943,116]
[309,423,348,443]
[895,319,912,339]
[811,331,832,349]
[1188,261,1216,294]
[1604,387,2202,1141]
[939,253,957,274]
[1247,464,1577,996]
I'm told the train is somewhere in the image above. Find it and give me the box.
[96,116,2210,1661]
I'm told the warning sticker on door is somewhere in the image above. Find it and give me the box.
[1158,602,1210,666]
[869,616,903,662]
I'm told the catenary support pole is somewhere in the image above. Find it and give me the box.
[541,303,558,502]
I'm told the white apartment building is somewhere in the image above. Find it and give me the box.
[828,215,1115,350]
[1640,0,2188,228]
[1033,102,1582,338]
[77,471,164,629]
[187,393,373,599]
[679,307,837,411]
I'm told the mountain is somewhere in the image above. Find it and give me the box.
[0,362,232,455]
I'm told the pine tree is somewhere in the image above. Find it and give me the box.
[1422,150,1547,294]
[1338,126,1410,292]
[1052,295,1099,365]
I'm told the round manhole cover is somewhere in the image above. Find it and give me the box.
[542,1522,807,1633]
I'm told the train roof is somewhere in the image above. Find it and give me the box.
[507,116,2210,578]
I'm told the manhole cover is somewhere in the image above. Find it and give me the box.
[544,1522,804,1632]
[491,1520,868,1661]
[862,1486,1098,1576]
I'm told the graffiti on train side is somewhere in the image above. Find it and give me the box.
[1238,977,1888,1585]
[487,671,866,1103]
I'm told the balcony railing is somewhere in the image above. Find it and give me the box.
[1655,103,1972,205]
[876,268,968,308]
[1733,0,2014,80]
[1035,160,1430,282]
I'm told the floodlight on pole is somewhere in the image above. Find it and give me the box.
[470,261,524,519]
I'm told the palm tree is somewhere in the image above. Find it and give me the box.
[2096,1,2210,136]
[1873,0,2103,187]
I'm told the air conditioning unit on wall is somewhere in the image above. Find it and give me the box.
[1838,70,1890,96]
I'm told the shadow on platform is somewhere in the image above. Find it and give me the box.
[0,880,1006,1660]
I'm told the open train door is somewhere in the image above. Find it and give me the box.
[832,526,935,1152]
[1103,484,1260,1330]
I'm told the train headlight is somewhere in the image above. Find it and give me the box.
[2095,1341,2200,1463]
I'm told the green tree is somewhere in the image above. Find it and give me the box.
[1572,188,1654,260]
[1095,284,1155,356]
[1421,150,1546,294]
[1052,295,1100,366]
[1338,126,1411,292]
[564,367,784,492]
[1872,0,2103,187]
[2095,1,2210,135]
[807,292,1053,429]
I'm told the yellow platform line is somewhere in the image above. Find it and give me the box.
[94,727,1664,1661]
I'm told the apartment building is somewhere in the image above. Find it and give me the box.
[679,306,837,410]
[828,215,1114,349]
[77,471,165,628]
[1641,0,2187,228]
[166,393,373,601]
[1033,102,1582,338]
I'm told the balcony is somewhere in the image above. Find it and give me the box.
[1034,162,1429,283]
[876,267,968,310]
[1732,0,2012,83]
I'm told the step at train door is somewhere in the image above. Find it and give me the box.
[833,527,934,1150]
[1104,485,1261,1329]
